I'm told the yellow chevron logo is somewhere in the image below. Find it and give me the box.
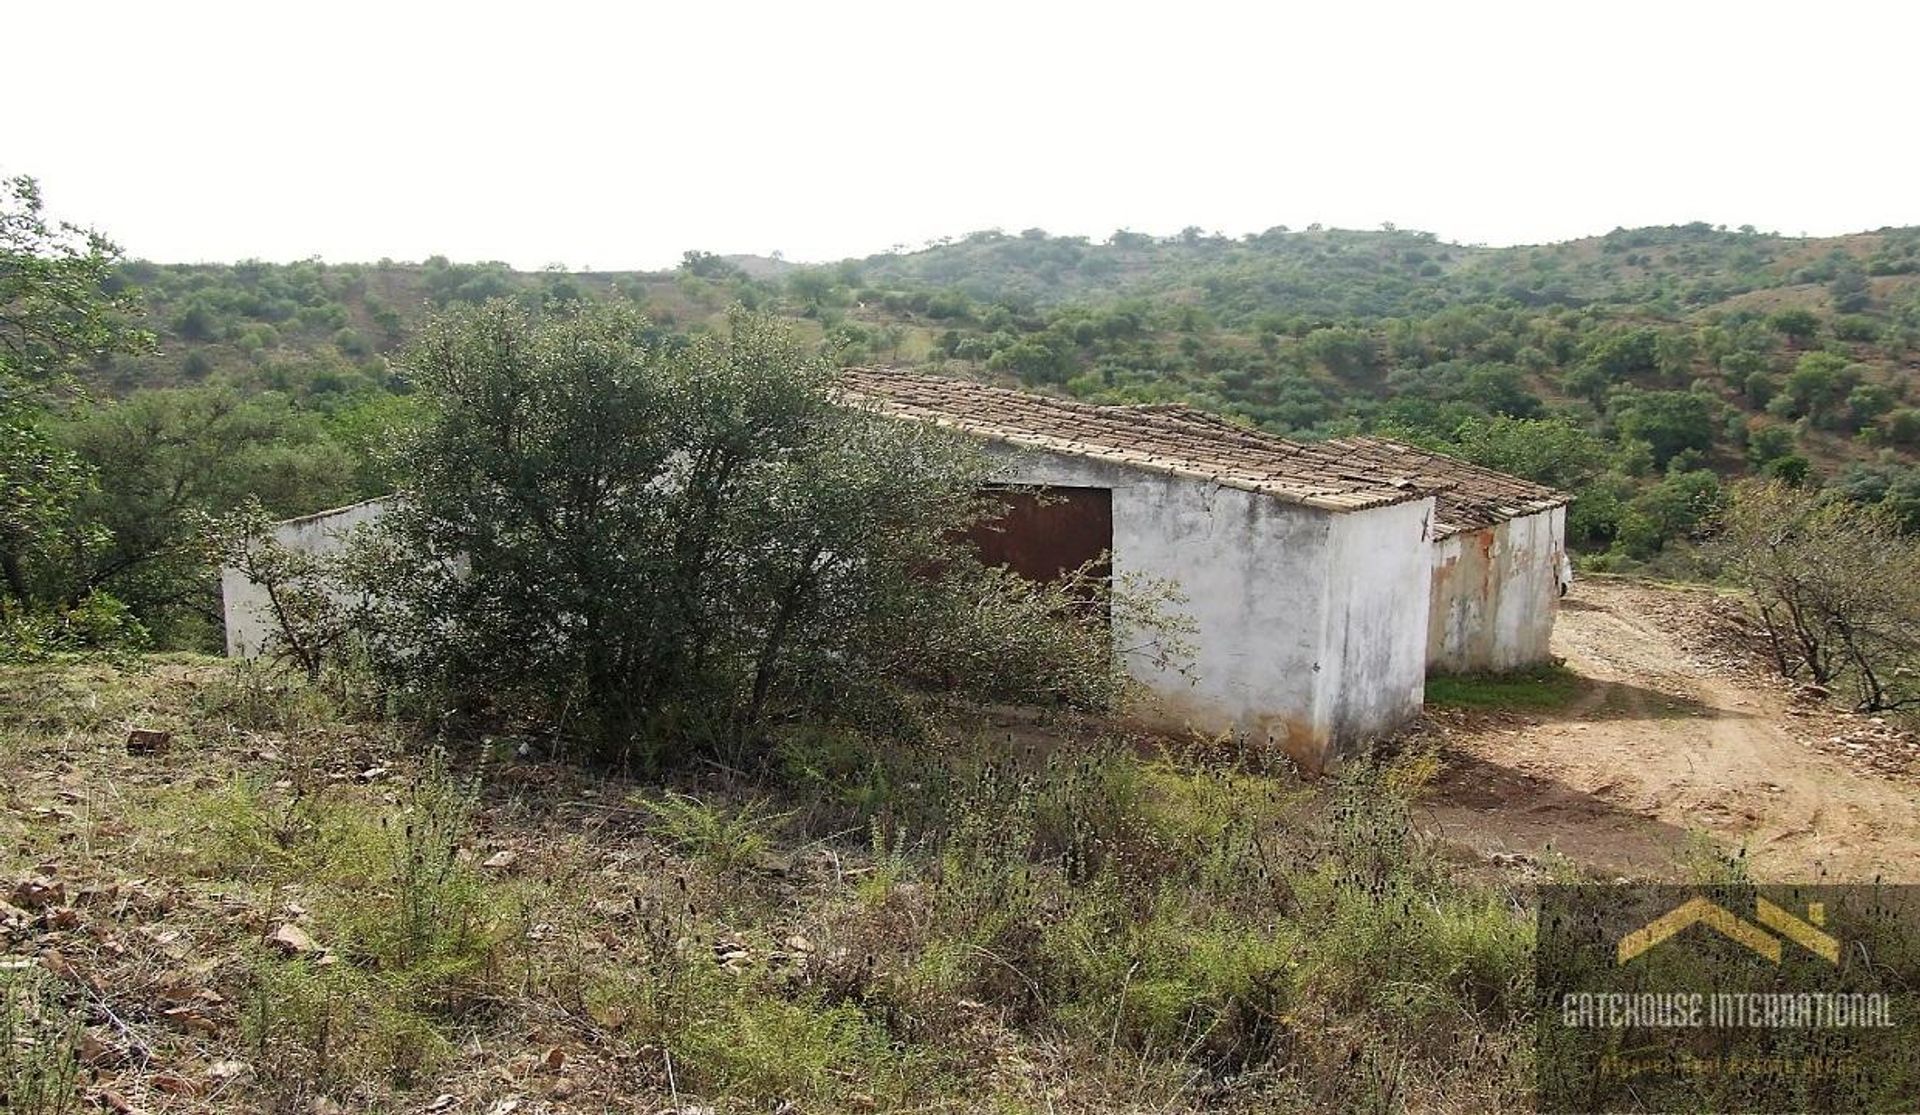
[1618,896,1839,965]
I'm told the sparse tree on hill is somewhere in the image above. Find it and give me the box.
[1830,266,1872,314]
[1767,307,1821,343]
[1716,481,1920,712]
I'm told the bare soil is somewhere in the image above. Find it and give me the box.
[1418,578,1920,882]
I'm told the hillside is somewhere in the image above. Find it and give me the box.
[13,203,1920,1112]
[31,224,1920,649]
[103,224,1920,479]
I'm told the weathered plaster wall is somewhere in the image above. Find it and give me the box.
[220,498,391,658]
[983,444,1432,769]
[1426,505,1564,674]
[1318,497,1434,746]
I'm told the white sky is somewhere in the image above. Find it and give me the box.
[11,0,1917,270]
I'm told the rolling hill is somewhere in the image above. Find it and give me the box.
[86,222,1920,580]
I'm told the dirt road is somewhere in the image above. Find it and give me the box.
[1419,579,1920,882]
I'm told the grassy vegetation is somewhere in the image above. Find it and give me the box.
[0,657,1543,1112]
[1424,663,1588,711]
[0,968,83,1114]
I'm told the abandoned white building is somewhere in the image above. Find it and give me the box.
[1322,437,1571,674]
[221,368,1568,772]
[838,370,1450,770]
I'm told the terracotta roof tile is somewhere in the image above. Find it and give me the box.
[1321,436,1570,537]
[837,368,1443,513]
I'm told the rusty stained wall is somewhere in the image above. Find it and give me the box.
[1426,505,1564,674]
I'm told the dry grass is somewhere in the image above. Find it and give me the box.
[0,658,1538,1113]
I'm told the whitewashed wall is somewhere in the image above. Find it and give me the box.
[220,498,391,658]
[221,453,1442,769]
[1318,497,1434,746]
[984,444,1434,770]
[1425,505,1565,674]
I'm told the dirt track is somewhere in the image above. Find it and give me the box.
[1419,579,1920,882]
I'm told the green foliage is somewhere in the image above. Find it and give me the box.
[243,951,448,1103]
[359,302,1132,764]
[1831,265,1872,313]
[0,590,149,663]
[1767,307,1821,340]
[1611,389,1717,466]
[1582,326,1661,384]
[158,752,510,1102]
[0,174,151,388]
[1764,453,1813,485]
[0,966,82,1114]
[2,182,391,654]
[5,653,1542,1111]
[1772,350,1858,427]
[637,791,790,874]
[886,742,1530,1103]
[31,217,1920,624]
[1628,468,1726,552]
[986,337,1067,384]
[0,408,97,609]
[1,176,151,631]
[1425,663,1586,708]
[1443,415,1610,491]
[666,983,911,1101]
[1746,422,1797,466]
[20,388,357,647]
[1833,462,1920,532]
[1834,314,1881,342]
[1884,408,1920,448]
[1301,325,1379,381]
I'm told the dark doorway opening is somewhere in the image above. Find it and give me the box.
[965,485,1114,599]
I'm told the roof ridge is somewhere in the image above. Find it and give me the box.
[1318,434,1571,536]
[837,367,1445,513]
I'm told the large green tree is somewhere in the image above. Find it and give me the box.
[0,175,149,613]
[1611,389,1717,467]
[41,388,358,642]
[359,303,1125,765]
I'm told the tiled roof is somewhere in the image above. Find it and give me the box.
[837,368,1442,513]
[1321,436,1570,537]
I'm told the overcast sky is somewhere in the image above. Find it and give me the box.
[12,0,1917,270]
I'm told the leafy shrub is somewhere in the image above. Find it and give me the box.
[357,303,1132,766]
[0,591,150,663]
[637,791,791,874]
